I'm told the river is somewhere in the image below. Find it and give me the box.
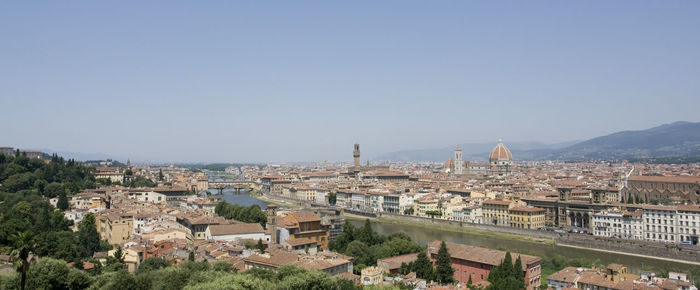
[215,190,697,275]
[209,188,268,208]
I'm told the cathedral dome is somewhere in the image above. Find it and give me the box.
[444,158,454,169]
[489,139,513,162]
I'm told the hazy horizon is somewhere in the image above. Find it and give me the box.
[2,1,699,163]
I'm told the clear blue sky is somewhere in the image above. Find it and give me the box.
[1,1,699,162]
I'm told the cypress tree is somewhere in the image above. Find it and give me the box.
[487,252,526,290]
[513,255,524,282]
[256,239,265,252]
[113,246,125,264]
[77,213,100,257]
[435,241,455,284]
[413,251,434,281]
[57,191,69,211]
[502,252,514,276]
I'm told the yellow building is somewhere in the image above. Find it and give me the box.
[278,211,330,250]
[98,213,134,245]
[483,199,514,226]
[71,192,106,210]
[415,194,439,218]
[291,185,316,201]
[361,266,383,286]
[195,176,209,193]
[509,206,546,229]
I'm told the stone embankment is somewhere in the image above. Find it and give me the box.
[261,193,700,264]
[374,212,700,264]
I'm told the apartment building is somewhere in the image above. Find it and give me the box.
[643,205,678,243]
[592,209,643,240]
[351,192,369,211]
[676,205,700,245]
[399,193,415,214]
[483,199,513,226]
[509,206,546,229]
[291,185,316,201]
[277,211,330,250]
[369,192,400,213]
[452,205,482,224]
[334,190,352,208]
[95,167,124,183]
[98,213,134,245]
[415,194,439,218]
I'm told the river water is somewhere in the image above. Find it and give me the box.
[209,188,268,208]
[214,190,696,274]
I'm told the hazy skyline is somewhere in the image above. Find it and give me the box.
[1,1,699,162]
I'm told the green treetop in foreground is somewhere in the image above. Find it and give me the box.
[486,251,526,290]
[434,241,455,284]
[329,219,423,274]
[2,258,395,290]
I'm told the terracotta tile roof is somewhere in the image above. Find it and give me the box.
[483,199,512,206]
[546,267,581,283]
[642,205,677,211]
[629,175,700,184]
[510,206,545,213]
[285,237,317,247]
[208,223,264,236]
[377,253,419,270]
[288,211,321,223]
[678,205,700,212]
[577,271,618,289]
[607,263,624,272]
[427,240,540,270]
[244,251,298,267]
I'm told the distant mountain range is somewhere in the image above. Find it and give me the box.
[373,121,700,162]
[538,121,700,161]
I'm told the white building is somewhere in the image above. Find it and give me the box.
[452,206,482,224]
[351,192,368,211]
[127,190,166,203]
[593,209,643,240]
[315,188,329,205]
[399,193,415,214]
[643,205,678,243]
[677,205,700,245]
[369,192,385,213]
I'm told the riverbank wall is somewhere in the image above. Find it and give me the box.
[373,211,700,264]
[261,193,700,264]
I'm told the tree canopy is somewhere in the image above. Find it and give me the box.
[487,252,525,290]
[214,202,267,226]
[435,241,455,284]
[329,219,423,274]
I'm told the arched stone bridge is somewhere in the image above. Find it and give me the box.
[208,181,255,194]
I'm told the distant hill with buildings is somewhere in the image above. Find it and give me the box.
[538,121,700,161]
[374,121,700,162]
[35,149,126,162]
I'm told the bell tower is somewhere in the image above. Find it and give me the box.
[266,204,278,244]
[353,143,361,167]
[454,147,464,175]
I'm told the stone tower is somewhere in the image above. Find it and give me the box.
[454,147,464,175]
[353,143,360,167]
[266,204,278,244]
